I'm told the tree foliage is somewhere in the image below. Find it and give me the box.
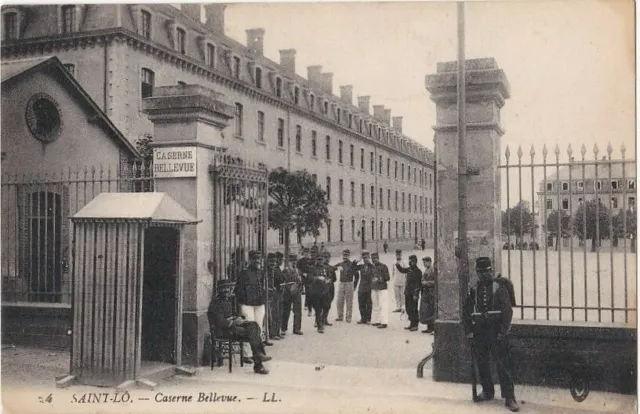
[501,201,534,240]
[267,168,329,260]
[135,133,154,162]
[573,199,611,251]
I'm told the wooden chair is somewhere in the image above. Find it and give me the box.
[210,330,246,373]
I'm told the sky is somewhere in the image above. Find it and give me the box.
[220,0,636,209]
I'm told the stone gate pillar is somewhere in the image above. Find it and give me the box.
[142,85,234,366]
[425,58,510,382]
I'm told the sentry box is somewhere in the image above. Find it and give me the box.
[56,193,199,390]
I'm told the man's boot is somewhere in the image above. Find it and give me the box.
[253,363,269,375]
[505,398,520,412]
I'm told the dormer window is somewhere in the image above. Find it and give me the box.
[275,77,282,98]
[61,5,75,34]
[309,94,315,111]
[233,56,241,78]
[176,28,186,54]
[323,100,329,115]
[348,113,353,129]
[255,67,262,88]
[206,43,216,67]
[4,12,17,40]
[337,108,342,124]
[359,119,363,133]
[141,10,152,39]
[294,86,300,104]
[368,124,372,137]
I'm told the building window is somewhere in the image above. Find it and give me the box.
[546,199,553,210]
[350,181,355,205]
[578,197,583,204]
[387,189,391,209]
[371,220,375,240]
[577,181,584,191]
[612,197,619,209]
[348,113,353,128]
[338,140,343,164]
[395,191,398,211]
[370,185,375,207]
[408,167,411,182]
[595,181,602,191]
[360,148,365,170]
[4,12,18,40]
[351,219,356,241]
[327,220,332,243]
[401,163,405,180]
[415,195,418,212]
[361,184,365,206]
[546,182,553,191]
[350,144,354,167]
[325,136,331,161]
[61,5,76,34]
[339,219,344,242]
[257,111,265,142]
[359,119,363,133]
[310,94,315,111]
[337,108,342,124]
[378,155,383,174]
[275,77,282,98]
[402,192,405,211]
[277,118,285,147]
[311,131,317,157]
[63,63,75,77]
[387,158,390,177]
[629,196,635,208]
[233,56,241,78]
[177,81,186,86]
[234,103,244,137]
[611,180,619,190]
[206,43,216,67]
[176,27,186,54]
[326,177,332,201]
[562,182,569,191]
[323,100,329,115]
[294,86,300,104]
[255,67,262,88]
[394,161,398,179]
[403,222,406,238]
[562,199,569,210]
[141,68,154,99]
[408,194,412,211]
[379,188,384,208]
[628,179,636,190]
[370,152,374,172]
[368,124,372,137]
[295,125,302,152]
[414,167,417,184]
[338,179,344,204]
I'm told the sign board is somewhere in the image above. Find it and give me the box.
[454,230,491,245]
[153,146,197,178]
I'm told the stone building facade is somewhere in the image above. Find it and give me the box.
[1,3,435,253]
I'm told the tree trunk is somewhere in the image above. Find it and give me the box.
[591,235,597,252]
[284,228,291,266]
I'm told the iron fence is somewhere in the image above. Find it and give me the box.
[1,162,154,304]
[500,143,636,324]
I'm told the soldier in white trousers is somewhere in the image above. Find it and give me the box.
[392,249,407,312]
[371,252,390,328]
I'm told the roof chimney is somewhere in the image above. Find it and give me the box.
[321,72,333,94]
[383,109,392,125]
[246,28,265,56]
[181,4,202,23]
[372,105,385,120]
[392,116,403,133]
[357,96,370,114]
[307,65,323,86]
[279,49,296,73]
[204,4,226,35]
[339,85,353,105]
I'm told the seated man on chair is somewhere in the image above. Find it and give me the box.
[207,279,271,375]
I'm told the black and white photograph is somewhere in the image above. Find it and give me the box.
[0,1,637,413]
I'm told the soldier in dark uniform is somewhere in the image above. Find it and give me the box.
[307,254,330,333]
[420,256,436,333]
[265,253,284,341]
[321,251,337,326]
[296,248,313,317]
[396,255,422,331]
[463,257,519,412]
[281,254,303,335]
[208,279,270,374]
[354,251,374,324]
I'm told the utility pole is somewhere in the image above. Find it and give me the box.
[457,1,469,317]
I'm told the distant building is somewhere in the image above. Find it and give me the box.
[1,4,436,253]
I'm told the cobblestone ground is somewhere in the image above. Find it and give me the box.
[268,248,435,369]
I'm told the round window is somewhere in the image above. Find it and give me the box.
[26,93,62,143]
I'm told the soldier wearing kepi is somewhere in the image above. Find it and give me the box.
[265,253,284,341]
[297,248,314,317]
[307,254,330,333]
[370,252,390,329]
[333,249,359,323]
[354,251,374,324]
[281,254,303,335]
[234,250,268,356]
[321,251,337,326]
[397,255,421,331]
[420,256,436,334]
[392,249,407,313]
[463,257,519,412]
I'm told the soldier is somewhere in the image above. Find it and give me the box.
[235,250,268,355]
[266,253,284,341]
[370,252,390,329]
[392,249,407,312]
[420,257,436,334]
[297,248,314,317]
[281,254,303,335]
[396,254,421,331]
[333,249,359,323]
[307,254,330,333]
[463,257,519,412]
[321,251,337,326]
[354,251,374,324]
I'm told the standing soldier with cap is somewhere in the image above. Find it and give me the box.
[396,254,421,331]
[370,252,390,329]
[333,249,359,323]
[281,254,303,336]
[235,250,268,355]
[321,251,337,326]
[392,249,407,313]
[420,256,436,333]
[265,253,284,341]
[354,251,374,324]
[307,254,329,333]
[297,248,314,317]
[463,257,519,412]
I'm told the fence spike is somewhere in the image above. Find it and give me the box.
[593,143,599,156]
[554,144,560,158]
[580,144,587,159]
[529,145,535,157]
[567,144,573,157]
[607,142,613,158]
[542,144,548,159]
[621,143,626,157]
[517,145,523,159]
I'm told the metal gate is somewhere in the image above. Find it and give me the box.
[208,153,268,286]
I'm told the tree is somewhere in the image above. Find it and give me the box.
[545,209,571,250]
[267,168,329,262]
[135,133,154,163]
[613,208,637,250]
[573,199,611,252]
[501,201,534,243]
